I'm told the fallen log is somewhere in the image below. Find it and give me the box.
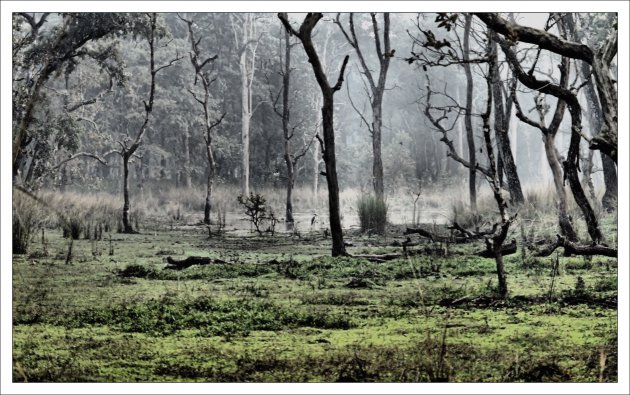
[475,239,518,258]
[535,235,617,257]
[404,227,469,243]
[447,222,498,240]
[165,256,226,270]
[354,253,403,263]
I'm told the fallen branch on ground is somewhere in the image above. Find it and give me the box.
[165,256,227,270]
[353,253,403,263]
[535,235,617,257]
[404,227,469,243]
[475,239,518,258]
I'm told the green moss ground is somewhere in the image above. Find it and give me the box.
[12,224,617,382]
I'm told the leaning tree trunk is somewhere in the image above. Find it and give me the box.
[462,14,477,212]
[494,30,602,243]
[490,36,524,205]
[543,133,577,241]
[578,61,617,211]
[564,105,603,243]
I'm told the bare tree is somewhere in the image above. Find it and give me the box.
[488,33,525,205]
[230,13,261,196]
[509,49,578,241]
[278,13,350,257]
[563,14,617,211]
[462,14,478,212]
[335,13,392,202]
[117,13,182,233]
[180,15,226,225]
[494,27,603,243]
[268,28,316,227]
[475,12,617,163]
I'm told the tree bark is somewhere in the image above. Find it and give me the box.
[122,153,132,233]
[231,14,258,197]
[183,124,192,188]
[543,134,577,241]
[278,13,349,256]
[282,28,295,224]
[462,14,477,212]
[239,49,251,197]
[564,14,617,211]
[489,35,524,205]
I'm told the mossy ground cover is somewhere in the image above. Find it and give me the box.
[12,221,617,382]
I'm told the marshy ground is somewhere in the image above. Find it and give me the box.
[12,193,618,382]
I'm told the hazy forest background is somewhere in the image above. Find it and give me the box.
[8,10,622,384]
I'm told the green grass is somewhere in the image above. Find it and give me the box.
[12,219,618,382]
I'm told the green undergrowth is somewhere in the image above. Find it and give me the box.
[13,224,618,382]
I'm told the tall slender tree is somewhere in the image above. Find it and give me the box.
[117,13,182,233]
[180,14,226,225]
[335,13,392,203]
[278,13,350,256]
[230,13,261,196]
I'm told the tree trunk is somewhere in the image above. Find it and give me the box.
[577,58,617,211]
[183,124,192,188]
[204,164,214,225]
[490,37,524,205]
[282,28,295,224]
[372,99,385,201]
[494,251,508,299]
[239,52,251,197]
[322,95,346,256]
[278,13,348,256]
[543,133,577,241]
[462,14,477,212]
[122,154,133,233]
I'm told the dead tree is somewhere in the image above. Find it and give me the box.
[230,13,262,197]
[462,14,478,212]
[481,53,515,299]
[278,13,350,257]
[475,12,617,163]
[495,30,603,243]
[335,13,391,202]
[563,14,617,211]
[510,51,578,241]
[488,34,524,205]
[267,27,316,227]
[179,14,226,225]
[117,14,182,233]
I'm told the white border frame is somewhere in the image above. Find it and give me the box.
[1,2,628,394]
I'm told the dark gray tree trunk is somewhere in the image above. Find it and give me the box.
[462,14,477,212]
[279,13,349,256]
[183,125,192,188]
[122,153,132,233]
[281,29,295,224]
[563,13,617,211]
[544,134,578,241]
[490,36,524,205]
